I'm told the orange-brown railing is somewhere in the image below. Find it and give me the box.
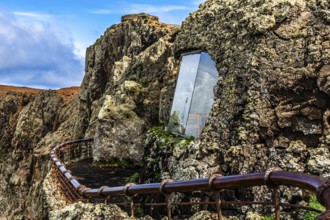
[50,139,330,220]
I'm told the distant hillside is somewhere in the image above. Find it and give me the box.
[0,84,80,100]
[0,84,42,96]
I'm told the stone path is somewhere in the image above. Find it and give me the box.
[66,159,139,189]
[66,158,141,210]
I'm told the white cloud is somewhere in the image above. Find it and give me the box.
[73,41,86,60]
[126,4,192,13]
[0,10,84,89]
[13,11,55,21]
[88,9,113,15]
[192,0,206,6]
[88,3,194,25]
[89,4,192,15]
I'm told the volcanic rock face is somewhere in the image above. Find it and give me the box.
[42,171,130,220]
[0,87,79,219]
[1,0,330,218]
[75,13,180,163]
[171,0,330,179]
[153,0,330,216]
[0,14,180,219]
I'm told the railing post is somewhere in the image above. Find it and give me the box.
[98,186,109,205]
[52,165,57,192]
[160,179,174,220]
[55,167,60,196]
[208,173,223,220]
[124,183,136,218]
[104,196,109,205]
[130,197,135,218]
[265,167,282,220]
[215,191,222,220]
[273,187,280,220]
[201,193,210,210]
[166,193,173,220]
[65,185,69,204]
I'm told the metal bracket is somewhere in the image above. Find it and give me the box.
[264,167,281,188]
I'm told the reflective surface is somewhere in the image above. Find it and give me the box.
[169,52,218,137]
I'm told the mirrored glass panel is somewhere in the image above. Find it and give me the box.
[169,52,218,137]
[168,54,200,135]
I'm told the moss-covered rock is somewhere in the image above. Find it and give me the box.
[171,0,330,217]
[75,14,180,164]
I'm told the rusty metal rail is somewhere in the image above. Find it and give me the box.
[50,139,330,219]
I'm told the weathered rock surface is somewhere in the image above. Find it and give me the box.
[75,13,180,163]
[146,0,329,217]
[0,87,80,219]
[50,203,129,220]
[42,171,129,219]
[1,0,330,218]
[188,211,238,220]
[172,0,330,179]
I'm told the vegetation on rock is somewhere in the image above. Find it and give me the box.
[0,0,329,218]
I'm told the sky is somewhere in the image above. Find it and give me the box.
[0,0,205,89]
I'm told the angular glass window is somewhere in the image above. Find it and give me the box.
[168,52,218,137]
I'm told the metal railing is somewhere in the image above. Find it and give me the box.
[50,139,330,220]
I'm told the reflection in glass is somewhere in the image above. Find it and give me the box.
[169,52,218,137]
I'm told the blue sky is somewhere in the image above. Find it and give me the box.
[0,0,204,89]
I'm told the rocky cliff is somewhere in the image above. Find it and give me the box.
[0,14,180,219]
[74,13,180,164]
[166,0,330,217]
[171,0,330,182]
[0,0,329,218]
[0,86,79,219]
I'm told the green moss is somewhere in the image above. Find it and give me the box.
[148,126,194,147]
[136,206,145,217]
[144,126,195,181]
[149,126,173,138]
[127,172,141,183]
[181,136,194,147]
[140,79,149,87]
[258,195,325,220]
[304,195,325,220]
[154,172,161,180]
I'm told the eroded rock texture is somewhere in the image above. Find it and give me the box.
[170,0,330,179]
[148,0,329,217]
[42,171,130,220]
[0,87,80,219]
[1,0,329,218]
[74,13,180,163]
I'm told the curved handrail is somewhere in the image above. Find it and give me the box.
[50,139,330,219]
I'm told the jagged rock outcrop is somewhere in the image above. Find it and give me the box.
[74,13,180,163]
[42,171,130,220]
[143,0,329,218]
[172,0,330,178]
[0,87,80,219]
[1,0,330,218]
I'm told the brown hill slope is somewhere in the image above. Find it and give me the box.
[0,84,42,96]
[0,84,79,100]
